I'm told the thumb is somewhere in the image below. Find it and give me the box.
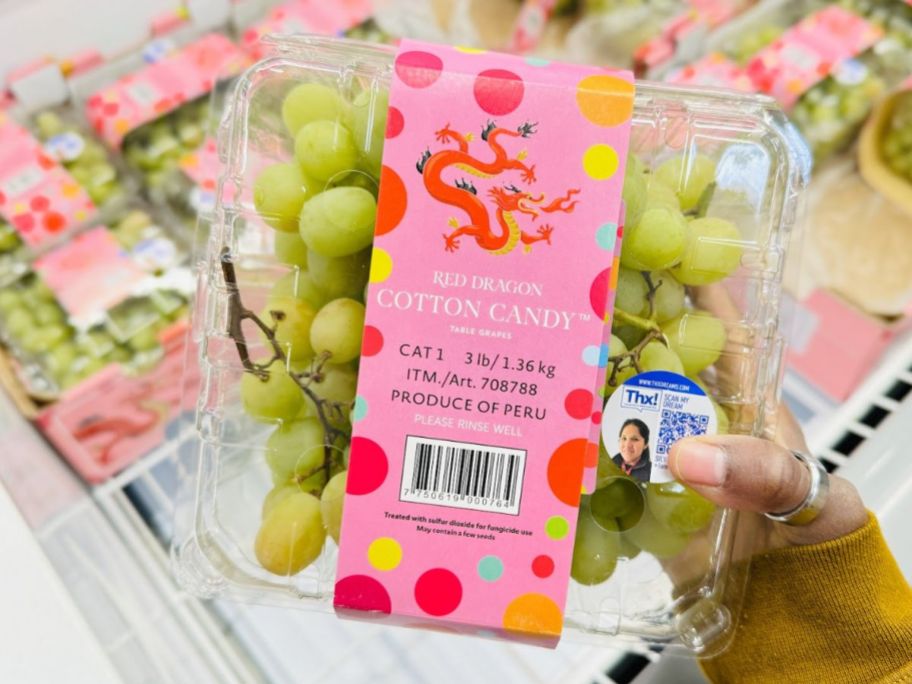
[668,435,810,515]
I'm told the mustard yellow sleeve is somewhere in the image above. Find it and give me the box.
[700,513,912,684]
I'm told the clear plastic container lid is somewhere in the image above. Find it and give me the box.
[173,35,806,654]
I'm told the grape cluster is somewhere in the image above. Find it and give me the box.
[0,210,187,394]
[122,98,211,192]
[570,151,740,585]
[881,90,912,182]
[241,81,385,576]
[0,218,26,281]
[32,110,126,208]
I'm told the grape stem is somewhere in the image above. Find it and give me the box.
[220,248,348,487]
[642,271,661,320]
[606,326,666,385]
[612,308,662,333]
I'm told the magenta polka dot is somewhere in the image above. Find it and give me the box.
[334,575,392,614]
[102,102,119,116]
[346,437,388,495]
[12,213,34,232]
[415,568,462,616]
[589,268,610,318]
[474,69,524,115]
[591,410,602,424]
[564,389,594,420]
[361,326,384,357]
[395,51,444,89]
[386,107,404,138]
[30,196,49,212]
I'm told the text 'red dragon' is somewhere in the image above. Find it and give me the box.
[417,120,579,255]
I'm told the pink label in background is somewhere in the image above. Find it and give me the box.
[241,0,372,59]
[179,136,220,213]
[0,112,96,248]
[666,53,756,92]
[335,41,633,644]
[746,6,882,110]
[86,33,250,148]
[34,227,147,329]
[509,0,558,54]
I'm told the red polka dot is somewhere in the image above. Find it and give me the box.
[564,389,594,420]
[12,214,34,232]
[346,437,388,495]
[386,107,404,138]
[375,166,407,236]
[30,196,49,212]
[415,569,462,616]
[395,51,444,89]
[242,28,258,43]
[102,102,119,116]
[591,410,602,425]
[589,268,610,318]
[88,94,102,109]
[584,441,599,468]
[474,69,524,115]
[547,438,587,506]
[0,190,6,205]
[334,575,392,615]
[37,154,55,170]
[532,555,554,578]
[43,212,66,232]
[361,326,384,357]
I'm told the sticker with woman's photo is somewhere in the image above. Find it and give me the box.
[601,370,717,483]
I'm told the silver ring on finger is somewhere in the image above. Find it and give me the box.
[764,450,830,526]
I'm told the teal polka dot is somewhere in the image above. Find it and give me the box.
[477,555,504,582]
[353,396,368,422]
[596,222,617,250]
[525,56,551,67]
[545,515,569,540]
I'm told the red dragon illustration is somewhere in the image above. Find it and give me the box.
[418,120,579,254]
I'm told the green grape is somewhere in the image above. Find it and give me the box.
[321,470,347,544]
[0,289,22,313]
[646,481,716,534]
[615,268,648,316]
[613,324,645,351]
[661,310,726,376]
[271,270,325,310]
[351,89,388,177]
[639,340,684,375]
[308,365,358,405]
[622,157,647,229]
[240,360,304,422]
[655,154,716,211]
[591,477,644,531]
[623,506,689,559]
[0,224,21,252]
[20,325,69,354]
[261,296,317,362]
[274,231,308,268]
[650,271,685,323]
[620,207,686,271]
[34,111,65,138]
[596,441,625,489]
[254,491,326,576]
[5,307,34,339]
[308,248,371,300]
[281,83,350,137]
[603,364,636,398]
[44,342,79,377]
[253,163,314,233]
[571,500,620,585]
[128,327,160,353]
[310,298,365,364]
[298,186,376,258]
[261,483,301,519]
[671,217,743,286]
[608,333,627,358]
[643,177,681,211]
[265,418,326,491]
[294,121,359,183]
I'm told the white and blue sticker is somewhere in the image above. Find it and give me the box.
[602,371,717,483]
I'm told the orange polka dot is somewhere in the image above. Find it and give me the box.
[502,593,563,638]
[547,438,587,506]
[584,441,599,468]
[43,211,66,232]
[61,183,80,198]
[576,75,635,128]
[376,165,407,236]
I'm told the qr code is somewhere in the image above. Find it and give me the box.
[656,409,710,455]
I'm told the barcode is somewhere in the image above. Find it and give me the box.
[400,436,526,515]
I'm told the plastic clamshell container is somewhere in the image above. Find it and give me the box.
[173,35,806,655]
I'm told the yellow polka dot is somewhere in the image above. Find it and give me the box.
[576,74,635,127]
[62,182,80,198]
[114,119,130,135]
[13,202,26,214]
[367,537,402,571]
[181,153,198,168]
[502,593,563,638]
[369,247,393,283]
[455,46,486,54]
[75,209,87,221]
[583,144,619,181]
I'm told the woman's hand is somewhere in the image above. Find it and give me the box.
[668,406,868,549]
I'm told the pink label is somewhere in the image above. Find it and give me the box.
[33,227,147,329]
[746,6,883,109]
[509,0,558,54]
[241,0,372,59]
[85,34,250,148]
[0,112,96,248]
[666,53,756,92]
[334,41,633,644]
[179,136,220,212]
